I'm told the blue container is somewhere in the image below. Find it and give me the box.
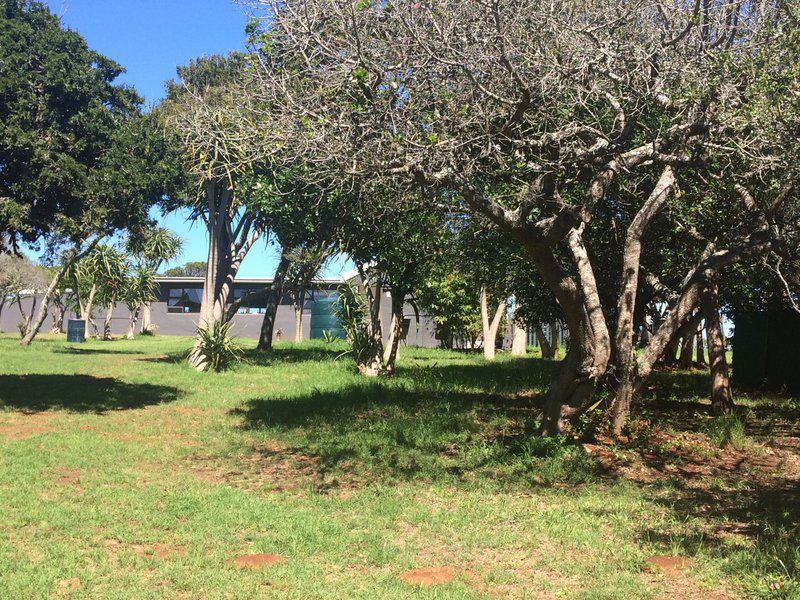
[66,319,86,343]
[310,296,345,340]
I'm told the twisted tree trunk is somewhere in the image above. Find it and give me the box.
[534,324,553,359]
[696,328,707,367]
[103,301,114,341]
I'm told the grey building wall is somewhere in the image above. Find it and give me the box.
[1,282,442,348]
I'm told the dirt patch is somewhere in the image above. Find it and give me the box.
[234,553,285,568]
[133,542,186,559]
[51,467,83,493]
[646,555,692,574]
[56,577,81,595]
[0,412,55,440]
[399,566,458,586]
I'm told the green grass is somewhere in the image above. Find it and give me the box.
[0,334,798,599]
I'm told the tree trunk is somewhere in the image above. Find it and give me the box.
[383,288,405,374]
[257,250,291,352]
[696,327,707,367]
[702,282,734,415]
[50,298,65,334]
[678,332,695,369]
[511,322,527,356]
[103,302,114,341]
[126,309,139,340]
[549,321,559,360]
[358,271,385,377]
[140,302,152,333]
[83,284,97,339]
[20,240,92,346]
[293,287,306,342]
[534,324,553,359]
[0,297,6,331]
[480,286,505,361]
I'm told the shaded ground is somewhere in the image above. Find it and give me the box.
[0,334,797,599]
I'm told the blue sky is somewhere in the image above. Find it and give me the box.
[39,0,341,278]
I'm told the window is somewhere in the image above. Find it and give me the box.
[232,287,267,314]
[167,287,202,313]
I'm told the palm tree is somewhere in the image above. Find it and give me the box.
[122,266,159,339]
[127,228,183,333]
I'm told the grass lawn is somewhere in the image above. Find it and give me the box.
[0,334,798,599]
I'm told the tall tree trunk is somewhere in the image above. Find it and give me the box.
[696,327,707,367]
[257,250,291,352]
[384,288,405,374]
[0,297,6,332]
[610,166,677,436]
[480,286,505,360]
[103,302,114,341]
[702,281,734,415]
[293,287,306,342]
[511,322,527,356]
[20,240,93,346]
[534,324,553,359]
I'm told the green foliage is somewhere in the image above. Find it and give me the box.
[0,2,178,252]
[705,413,748,451]
[195,320,242,373]
[321,329,338,343]
[163,261,207,278]
[417,268,482,349]
[333,283,374,365]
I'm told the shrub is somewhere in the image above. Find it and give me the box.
[334,283,375,366]
[705,413,748,451]
[195,320,241,372]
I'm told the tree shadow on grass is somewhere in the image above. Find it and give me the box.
[637,475,800,593]
[52,346,147,356]
[0,374,182,413]
[230,357,600,488]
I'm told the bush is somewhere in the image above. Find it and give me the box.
[334,283,375,366]
[195,320,241,372]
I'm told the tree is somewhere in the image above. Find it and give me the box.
[0,253,48,336]
[285,243,333,342]
[127,228,183,332]
[252,0,798,434]
[164,261,207,278]
[122,265,159,339]
[160,54,280,369]
[67,245,127,339]
[0,2,184,345]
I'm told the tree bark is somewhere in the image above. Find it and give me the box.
[126,308,139,340]
[480,286,505,360]
[534,324,553,359]
[83,284,97,339]
[611,167,676,436]
[358,269,385,376]
[50,297,65,334]
[20,240,93,346]
[383,288,405,374]
[678,332,695,369]
[702,281,734,415]
[293,287,306,342]
[549,321,559,360]
[696,327,707,367]
[511,322,527,356]
[257,250,291,352]
[140,302,152,333]
[103,302,114,341]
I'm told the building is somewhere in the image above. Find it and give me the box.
[0,276,441,348]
